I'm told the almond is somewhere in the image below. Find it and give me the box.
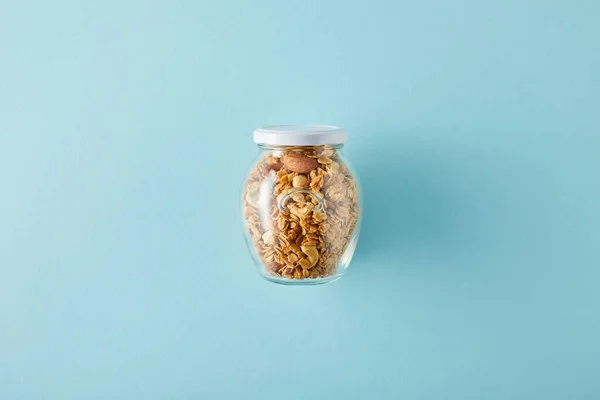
[283,153,317,173]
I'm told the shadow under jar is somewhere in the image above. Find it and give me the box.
[242,125,361,285]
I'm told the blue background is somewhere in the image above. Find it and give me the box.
[1,0,599,399]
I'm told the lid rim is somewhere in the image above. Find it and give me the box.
[253,124,348,146]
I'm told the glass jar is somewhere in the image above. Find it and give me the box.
[241,125,361,285]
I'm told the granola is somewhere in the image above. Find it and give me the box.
[243,147,360,280]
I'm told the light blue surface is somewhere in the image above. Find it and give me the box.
[1,1,599,398]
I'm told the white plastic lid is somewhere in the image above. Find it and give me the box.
[253,125,347,146]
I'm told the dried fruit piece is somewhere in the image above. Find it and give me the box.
[265,163,283,173]
[283,153,318,173]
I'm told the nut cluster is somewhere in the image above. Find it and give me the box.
[243,147,360,280]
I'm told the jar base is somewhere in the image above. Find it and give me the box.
[261,274,343,286]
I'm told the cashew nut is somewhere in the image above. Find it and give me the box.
[300,245,319,268]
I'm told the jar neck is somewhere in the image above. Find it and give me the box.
[257,144,343,151]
